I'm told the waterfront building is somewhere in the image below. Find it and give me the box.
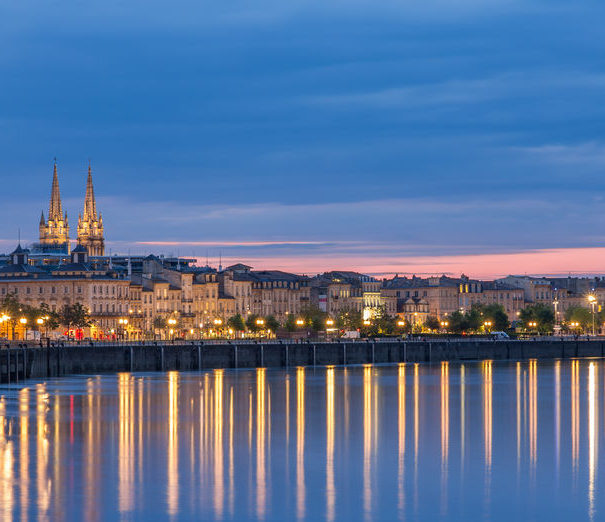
[0,244,131,339]
[310,271,395,318]
[458,276,524,321]
[382,275,459,319]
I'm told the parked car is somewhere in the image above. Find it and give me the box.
[491,331,510,340]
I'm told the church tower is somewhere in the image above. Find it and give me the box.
[39,161,70,253]
[77,163,105,256]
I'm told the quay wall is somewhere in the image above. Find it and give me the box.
[2,339,605,384]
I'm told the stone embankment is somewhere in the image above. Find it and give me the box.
[1,339,603,384]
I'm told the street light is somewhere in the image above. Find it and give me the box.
[553,298,560,327]
[588,295,597,336]
[440,320,449,330]
[256,318,265,326]
[326,319,334,327]
[363,320,371,326]
[296,319,305,326]
[483,320,492,332]
[397,320,405,327]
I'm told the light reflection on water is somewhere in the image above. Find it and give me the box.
[0,360,604,520]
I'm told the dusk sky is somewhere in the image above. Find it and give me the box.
[2,0,605,277]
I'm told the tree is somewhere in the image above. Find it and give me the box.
[59,303,92,332]
[300,306,328,332]
[519,304,555,334]
[365,306,396,336]
[336,309,363,331]
[284,314,297,332]
[265,315,280,332]
[0,292,21,338]
[424,315,441,331]
[448,310,468,334]
[246,314,262,333]
[227,314,246,332]
[153,315,167,330]
[466,305,483,331]
[480,303,510,331]
[565,306,593,333]
[38,303,60,331]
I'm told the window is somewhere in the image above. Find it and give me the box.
[39,287,43,294]
[52,287,56,294]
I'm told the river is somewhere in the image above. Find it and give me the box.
[0,359,600,520]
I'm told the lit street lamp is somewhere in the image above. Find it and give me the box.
[19,317,27,340]
[588,295,597,336]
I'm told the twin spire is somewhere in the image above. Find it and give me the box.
[39,161,105,256]
[49,161,64,221]
[83,164,97,220]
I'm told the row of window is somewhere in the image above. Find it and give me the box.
[2,286,83,295]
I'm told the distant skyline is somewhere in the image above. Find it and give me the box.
[2,0,605,278]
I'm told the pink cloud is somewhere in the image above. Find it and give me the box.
[206,247,605,278]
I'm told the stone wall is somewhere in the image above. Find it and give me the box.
[2,339,605,383]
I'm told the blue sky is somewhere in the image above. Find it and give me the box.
[2,0,605,275]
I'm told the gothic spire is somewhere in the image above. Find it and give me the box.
[83,162,97,220]
[49,160,63,220]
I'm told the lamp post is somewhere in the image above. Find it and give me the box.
[19,317,27,340]
[167,318,177,340]
[483,320,492,334]
[440,320,449,332]
[553,298,560,328]
[588,295,597,336]
[118,318,129,340]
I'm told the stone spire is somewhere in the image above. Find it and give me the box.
[77,161,105,256]
[49,160,63,221]
[83,163,97,221]
[39,160,70,253]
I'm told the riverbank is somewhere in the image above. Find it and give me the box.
[2,338,605,384]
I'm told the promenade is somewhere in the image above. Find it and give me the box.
[2,338,605,384]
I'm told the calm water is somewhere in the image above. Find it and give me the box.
[0,360,602,520]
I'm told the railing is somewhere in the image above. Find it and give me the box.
[2,334,604,349]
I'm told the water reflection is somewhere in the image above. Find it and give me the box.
[588,362,598,521]
[1,360,605,520]
[363,365,372,521]
[296,367,305,521]
[118,373,134,514]
[256,368,266,520]
[167,371,179,516]
[440,361,449,515]
[326,367,335,522]
[397,364,405,517]
[571,359,580,479]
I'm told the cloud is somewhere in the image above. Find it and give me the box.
[514,141,605,166]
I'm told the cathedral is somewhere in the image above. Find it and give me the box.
[37,161,105,256]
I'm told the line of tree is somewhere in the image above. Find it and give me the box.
[0,292,91,338]
[447,303,510,334]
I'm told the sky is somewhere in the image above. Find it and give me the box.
[1,0,605,278]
